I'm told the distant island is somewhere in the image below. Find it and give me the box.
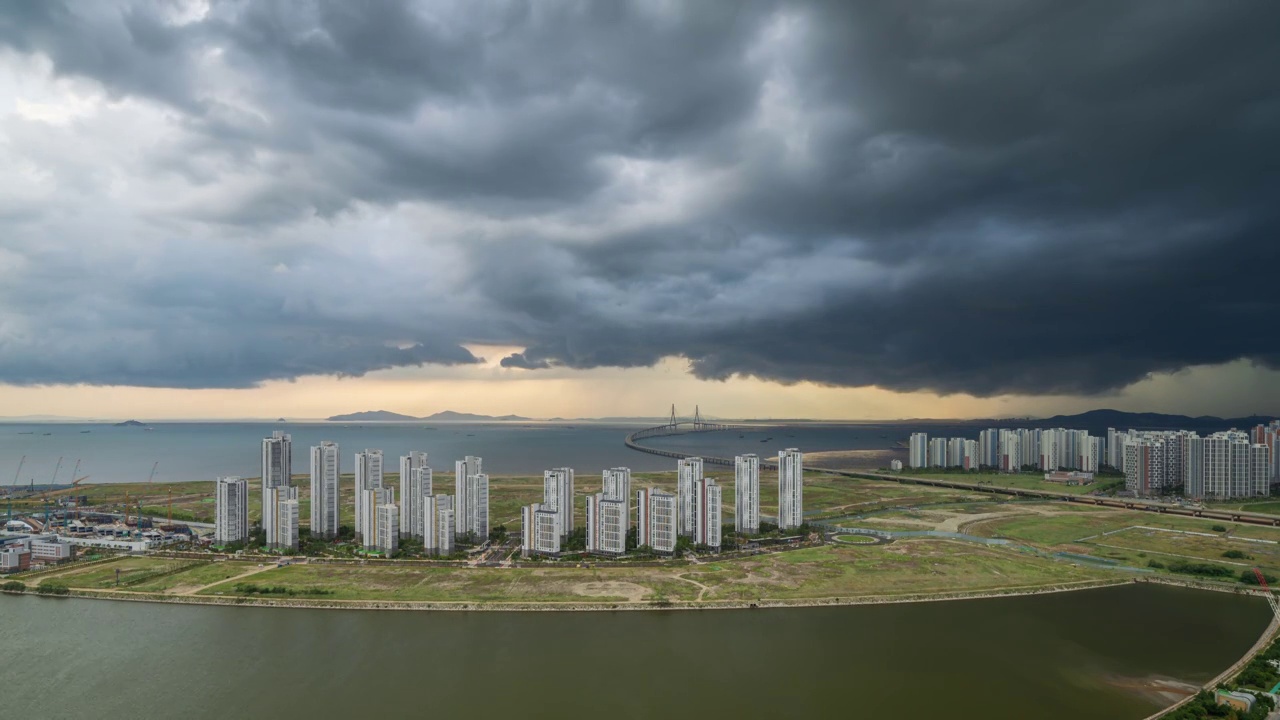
[327,409,532,422]
[113,420,146,427]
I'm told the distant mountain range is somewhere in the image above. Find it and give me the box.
[327,410,532,422]
[1028,409,1279,430]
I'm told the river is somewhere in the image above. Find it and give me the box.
[0,583,1268,718]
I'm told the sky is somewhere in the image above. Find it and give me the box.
[0,1,1278,421]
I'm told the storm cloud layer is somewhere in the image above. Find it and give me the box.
[1,1,1278,394]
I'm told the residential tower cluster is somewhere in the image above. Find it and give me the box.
[519,448,805,559]
[213,432,485,557]
[906,421,1280,500]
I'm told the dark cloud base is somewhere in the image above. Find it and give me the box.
[1,1,1278,396]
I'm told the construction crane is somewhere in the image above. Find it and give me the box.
[43,457,63,528]
[7,455,24,523]
[1253,568,1280,616]
[146,461,159,485]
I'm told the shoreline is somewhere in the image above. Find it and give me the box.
[3,576,1258,614]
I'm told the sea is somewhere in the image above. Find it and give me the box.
[0,420,984,486]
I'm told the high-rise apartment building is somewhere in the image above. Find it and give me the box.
[400,451,430,539]
[360,486,394,551]
[455,455,481,536]
[261,431,291,547]
[603,467,631,504]
[521,502,562,557]
[908,433,929,469]
[437,498,456,556]
[778,448,804,530]
[423,494,456,556]
[264,485,299,550]
[677,457,704,537]
[586,493,627,555]
[354,449,384,541]
[375,501,399,555]
[639,488,677,554]
[735,454,760,534]
[928,438,947,468]
[543,467,575,536]
[214,476,248,546]
[465,472,489,540]
[693,478,722,550]
[310,441,340,539]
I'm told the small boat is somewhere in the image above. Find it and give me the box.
[17,431,33,435]
[80,430,91,434]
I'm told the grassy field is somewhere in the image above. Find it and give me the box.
[38,556,198,589]
[128,561,262,593]
[167,539,1111,605]
[1087,527,1280,574]
[198,563,702,603]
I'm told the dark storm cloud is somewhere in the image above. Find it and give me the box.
[0,0,1278,395]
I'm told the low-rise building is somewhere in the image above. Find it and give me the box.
[1043,470,1094,485]
[0,546,31,573]
[1215,689,1256,713]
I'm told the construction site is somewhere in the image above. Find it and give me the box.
[1,455,201,573]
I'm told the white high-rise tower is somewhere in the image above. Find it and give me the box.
[778,448,804,530]
[310,441,340,539]
[735,454,760,534]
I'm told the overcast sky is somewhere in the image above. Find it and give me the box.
[1,1,1278,420]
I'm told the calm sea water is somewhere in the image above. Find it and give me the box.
[0,583,1268,719]
[0,421,960,485]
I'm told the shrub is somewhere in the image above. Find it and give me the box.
[1212,525,1228,532]
[35,581,70,596]
[1147,559,1166,569]
[1241,570,1279,586]
[1166,560,1234,578]
[1223,550,1249,559]
[2,580,25,592]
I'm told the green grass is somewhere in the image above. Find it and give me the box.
[181,539,1112,605]
[199,563,702,603]
[1085,528,1280,574]
[128,561,261,593]
[49,556,197,589]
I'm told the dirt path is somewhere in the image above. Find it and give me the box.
[674,573,712,602]
[181,563,281,596]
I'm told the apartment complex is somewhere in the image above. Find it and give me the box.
[911,429,1101,474]
[214,476,248,545]
[908,422,1279,500]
